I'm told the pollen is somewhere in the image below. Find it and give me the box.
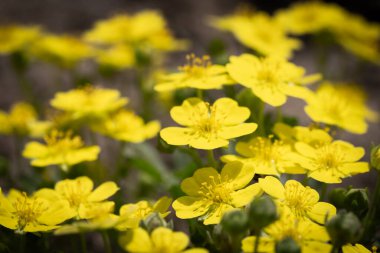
[198,175,233,204]
[179,54,211,77]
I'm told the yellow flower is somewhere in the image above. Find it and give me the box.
[94,44,135,70]
[0,189,74,233]
[0,102,50,137]
[304,82,377,134]
[211,11,301,59]
[23,130,100,171]
[221,136,304,175]
[36,176,119,219]
[50,86,128,121]
[259,176,336,224]
[0,25,41,54]
[242,210,331,253]
[172,162,262,225]
[160,97,257,150]
[120,227,208,253]
[292,139,369,183]
[84,10,186,51]
[29,34,93,68]
[227,54,319,106]
[117,196,172,230]
[91,109,160,143]
[342,244,372,253]
[155,54,234,91]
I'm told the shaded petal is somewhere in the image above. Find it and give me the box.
[308,202,336,224]
[152,227,188,252]
[219,123,258,139]
[172,197,210,219]
[231,184,262,207]
[258,176,285,199]
[221,161,255,190]
[203,204,234,225]
[295,142,316,158]
[123,228,152,252]
[87,182,119,202]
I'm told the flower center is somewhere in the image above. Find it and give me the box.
[266,218,303,244]
[283,183,316,218]
[198,175,233,204]
[44,130,84,152]
[314,144,345,172]
[59,182,89,210]
[192,103,221,139]
[12,193,47,233]
[179,54,211,78]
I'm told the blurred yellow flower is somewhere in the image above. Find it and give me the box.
[29,34,93,68]
[0,25,41,54]
[259,176,336,224]
[292,139,369,183]
[304,82,377,134]
[221,136,305,176]
[94,44,135,70]
[91,109,160,143]
[172,162,261,225]
[36,176,119,219]
[117,196,172,230]
[23,130,100,171]
[242,210,331,252]
[160,97,257,150]
[342,244,372,253]
[0,102,50,137]
[227,54,319,106]
[155,54,234,91]
[51,86,128,121]
[211,11,301,59]
[0,189,74,233]
[120,227,208,253]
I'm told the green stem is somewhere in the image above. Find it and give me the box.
[362,170,380,241]
[330,244,339,253]
[254,231,261,253]
[276,107,283,123]
[178,147,203,167]
[196,89,204,99]
[80,232,87,253]
[257,100,266,136]
[207,149,218,169]
[19,234,25,253]
[320,183,328,201]
[101,231,112,253]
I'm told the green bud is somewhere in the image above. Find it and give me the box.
[344,188,369,219]
[326,210,361,247]
[141,212,167,233]
[371,145,380,171]
[157,135,176,153]
[275,237,301,253]
[247,195,278,231]
[221,209,248,235]
[328,187,347,209]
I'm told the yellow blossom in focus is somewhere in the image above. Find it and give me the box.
[342,244,372,253]
[172,162,262,225]
[242,210,331,252]
[120,227,208,253]
[160,97,257,150]
[227,54,320,106]
[36,176,119,220]
[221,136,304,175]
[29,34,93,68]
[304,82,377,134]
[211,11,301,59]
[50,86,128,121]
[0,102,50,137]
[292,138,369,183]
[259,176,336,224]
[155,54,234,91]
[0,189,75,233]
[117,196,172,230]
[0,25,41,54]
[91,109,160,143]
[94,44,135,70]
[84,10,186,52]
[22,130,100,171]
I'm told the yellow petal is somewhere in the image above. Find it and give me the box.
[213,98,250,124]
[258,176,285,199]
[219,123,258,139]
[295,142,316,158]
[308,202,336,224]
[181,177,202,196]
[152,227,189,252]
[221,161,255,190]
[241,236,274,253]
[153,196,173,214]
[124,228,152,252]
[56,176,94,195]
[231,183,262,207]
[203,204,234,225]
[87,181,119,202]
[160,127,192,146]
[172,197,210,219]
[170,98,206,126]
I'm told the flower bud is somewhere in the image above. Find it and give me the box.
[221,209,248,235]
[328,188,347,209]
[326,210,361,247]
[344,188,369,219]
[141,212,167,233]
[275,237,301,253]
[371,145,380,171]
[247,196,278,231]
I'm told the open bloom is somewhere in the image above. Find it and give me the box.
[120,227,208,253]
[292,139,369,183]
[227,54,319,106]
[91,109,160,143]
[23,130,100,171]
[117,196,172,230]
[160,97,257,150]
[259,176,336,224]
[221,136,304,175]
[0,189,74,233]
[0,25,41,54]
[155,54,234,91]
[36,176,119,219]
[172,161,262,225]
[304,82,377,134]
[242,210,331,253]
[50,86,128,121]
